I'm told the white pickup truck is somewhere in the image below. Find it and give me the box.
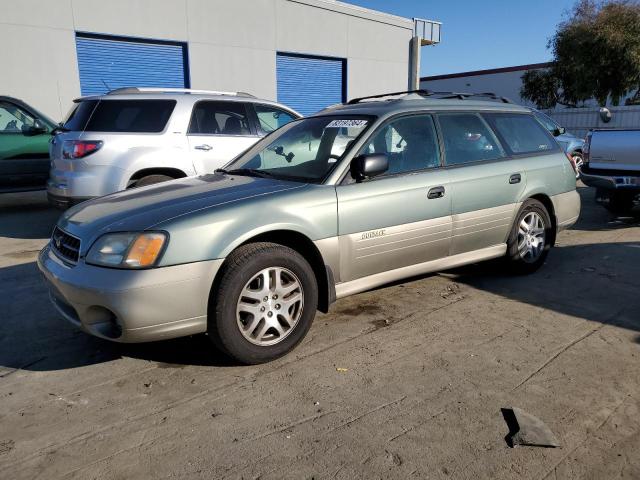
[580,129,640,215]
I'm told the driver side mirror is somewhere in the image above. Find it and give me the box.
[350,154,388,182]
[552,126,566,136]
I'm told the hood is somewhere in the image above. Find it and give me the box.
[58,174,305,240]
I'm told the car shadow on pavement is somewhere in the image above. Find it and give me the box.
[0,262,235,373]
[448,241,640,335]
[570,185,640,232]
[0,192,61,239]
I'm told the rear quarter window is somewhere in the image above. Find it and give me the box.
[484,113,558,155]
[65,99,176,133]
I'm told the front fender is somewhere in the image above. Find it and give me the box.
[156,184,338,266]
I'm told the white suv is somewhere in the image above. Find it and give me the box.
[47,88,300,208]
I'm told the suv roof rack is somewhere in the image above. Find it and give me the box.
[106,87,256,98]
[347,89,512,105]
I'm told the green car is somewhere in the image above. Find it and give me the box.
[38,90,580,364]
[0,96,57,193]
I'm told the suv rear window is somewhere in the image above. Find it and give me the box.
[484,113,557,155]
[63,100,176,133]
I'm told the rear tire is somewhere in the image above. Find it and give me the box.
[132,174,174,188]
[208,242,318,365]
[505,199,553,274]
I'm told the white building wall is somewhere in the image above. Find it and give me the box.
[0,0,414,120]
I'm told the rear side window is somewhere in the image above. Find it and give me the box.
[254,105,297,134]
[438,114,504,166]
[188,101,251,135]
[84,100,176,133]
[485,113,557,155]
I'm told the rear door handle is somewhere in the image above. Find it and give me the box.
[509,173,521,184]
[194,144,212,151]
[427,186,445,199]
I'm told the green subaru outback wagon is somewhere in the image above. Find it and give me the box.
[38,91,580,364]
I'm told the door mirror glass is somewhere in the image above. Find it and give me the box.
[350,154,388,181]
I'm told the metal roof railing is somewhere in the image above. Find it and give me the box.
[347,90,513,105]
[106,87,255,97]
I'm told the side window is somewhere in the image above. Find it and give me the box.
[254,105,297,134]
[359,115,440,176]
[438,114,503,166]
[486,113,558,155]
[188,101,251,135]
[0,101,36,133]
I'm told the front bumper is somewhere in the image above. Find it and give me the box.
[37,244,223,343]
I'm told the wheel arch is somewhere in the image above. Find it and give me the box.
[527,193,557,246]
[211,229,335,314]
[127,167,188,187]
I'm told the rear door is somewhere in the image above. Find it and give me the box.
[439,112,557,255]
[187,101,260,174]
[336,114,452,282]
[0,100,52,191]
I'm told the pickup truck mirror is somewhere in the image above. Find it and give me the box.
[350,154,388,182]
[553,126,566,136]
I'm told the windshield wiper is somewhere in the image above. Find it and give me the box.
[223,168,278,179]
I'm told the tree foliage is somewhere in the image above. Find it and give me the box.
[521,0,640,108]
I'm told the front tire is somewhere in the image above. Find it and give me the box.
[505,199,553,274]
[208,242,318,364]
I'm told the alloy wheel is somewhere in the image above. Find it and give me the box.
[517,212,546,263]
[236,267,304,346]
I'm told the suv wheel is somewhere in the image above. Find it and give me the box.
[133,174,174,188]
[506,199,552,274]
[209,242,318,364]
[571,152,583,178]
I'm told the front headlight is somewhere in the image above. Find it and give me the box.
[86,232,167,268]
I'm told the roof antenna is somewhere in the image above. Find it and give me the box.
[101,79,111,92]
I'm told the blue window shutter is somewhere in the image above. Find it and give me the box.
[276,53,345,116]
[76,35,187,96]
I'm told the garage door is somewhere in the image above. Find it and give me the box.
[76,33,189,96]
[276,53,345,116]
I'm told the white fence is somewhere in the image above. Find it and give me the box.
[545,105,640,139]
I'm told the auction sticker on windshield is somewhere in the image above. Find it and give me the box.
[326,119,368,128]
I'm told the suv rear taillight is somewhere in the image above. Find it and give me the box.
[62,140,103,159]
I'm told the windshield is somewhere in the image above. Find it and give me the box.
[223,116,372,183]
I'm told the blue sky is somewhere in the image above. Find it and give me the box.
[344,0,577,77]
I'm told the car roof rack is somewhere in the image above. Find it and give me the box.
[347,89,434,104]
[347,89,512,105]
[106,87,255,98]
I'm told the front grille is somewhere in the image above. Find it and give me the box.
[51,227,81,264]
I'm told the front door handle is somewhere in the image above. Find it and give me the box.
[194,144,212,151]
[427,186,445,199]
[509,173,521,184]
